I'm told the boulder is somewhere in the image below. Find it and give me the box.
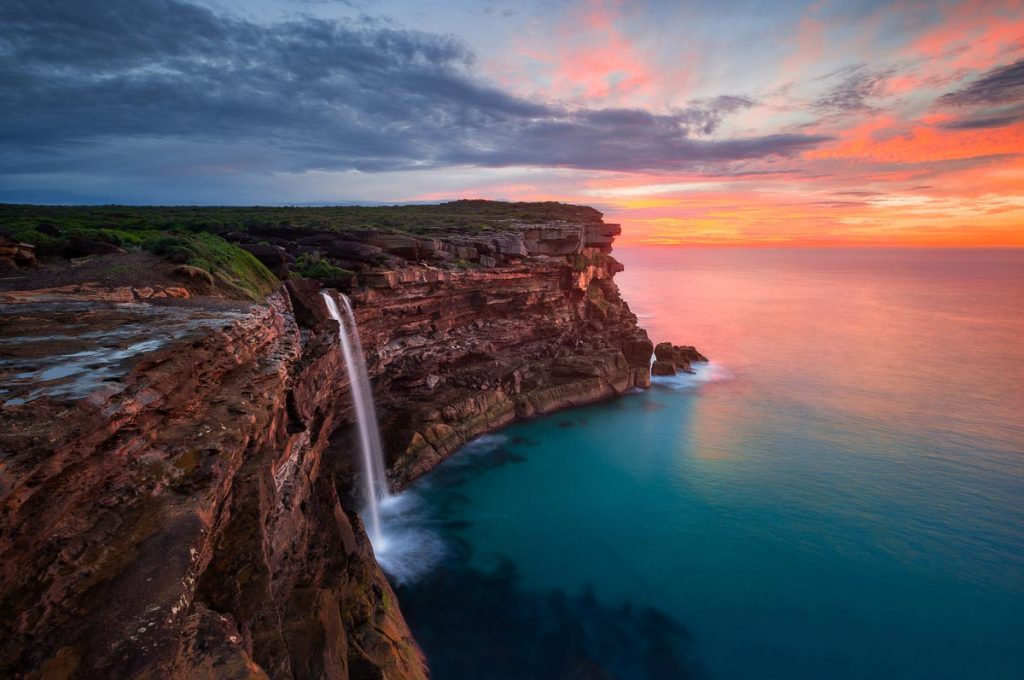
[0,236,36,268]
[654,341,675,362]
[651,360,677,376]
[159,286,190,299]
[654,342,708,372]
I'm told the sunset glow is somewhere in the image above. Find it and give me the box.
[437,0,1024,246]
[3,0,1023,245]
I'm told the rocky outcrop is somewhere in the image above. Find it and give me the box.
[0,234,36,269]
[0,207,700,678]
[0,293,425,679]
[223,216,657,489]
[322,221,655,488]
[0,282,191,303]
[653,342,709,376]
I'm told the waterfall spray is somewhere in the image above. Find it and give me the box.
[321,291,390,546]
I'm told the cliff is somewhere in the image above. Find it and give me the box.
[0,205,664,679]
[0,294,424,679]
[329,221,654,488]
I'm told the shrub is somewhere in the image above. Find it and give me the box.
[292,252,353,281]
[144,232,278,300]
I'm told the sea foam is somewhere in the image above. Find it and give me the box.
[651,361,732,389]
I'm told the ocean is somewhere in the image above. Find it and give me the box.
[379,247,1024,679]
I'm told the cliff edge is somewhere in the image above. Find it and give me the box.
[0,202,683,679]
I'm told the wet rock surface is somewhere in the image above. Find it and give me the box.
[0,291,425,679]
[0,300,249,406]
[654,342,709,375]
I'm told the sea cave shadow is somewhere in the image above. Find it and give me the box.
[395,538,707,680]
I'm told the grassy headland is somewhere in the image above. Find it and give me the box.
[0,200,604,299]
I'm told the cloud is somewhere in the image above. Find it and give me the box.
[937,59,1024,130]
[940,58,1024,106]
[938,111,1024,129]
[812,64,900,112]
[0,0,827,183]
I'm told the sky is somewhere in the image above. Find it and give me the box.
[2,0,1023,245]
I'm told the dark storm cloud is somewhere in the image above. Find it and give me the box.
[0,0,827,178]
[812,64,899,112]
[940,58,1024,106]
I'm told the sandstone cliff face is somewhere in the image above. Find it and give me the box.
[332,222,654,488]
[0,294,424,679]
[0,216,655,678]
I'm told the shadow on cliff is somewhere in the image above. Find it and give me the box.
[394,537,706,680]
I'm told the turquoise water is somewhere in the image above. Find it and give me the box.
[382,248,1024,679]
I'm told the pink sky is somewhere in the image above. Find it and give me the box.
[413,0,1024,246]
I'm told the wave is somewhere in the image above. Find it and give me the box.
[651,361,732,390]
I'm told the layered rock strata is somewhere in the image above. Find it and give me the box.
[1,213,672,678]
[0,294,424,679]
[336,223,654,487]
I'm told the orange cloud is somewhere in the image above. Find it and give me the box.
[498,0,673,107]
[908,0,1024,70]
[421,1,1024,248]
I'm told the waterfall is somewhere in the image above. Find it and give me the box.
[321,291,390,546]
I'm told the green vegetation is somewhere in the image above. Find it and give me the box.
[143,232,278,300]
[0,200,603,299]
[0,200,603,242]
[291,252,353,281]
